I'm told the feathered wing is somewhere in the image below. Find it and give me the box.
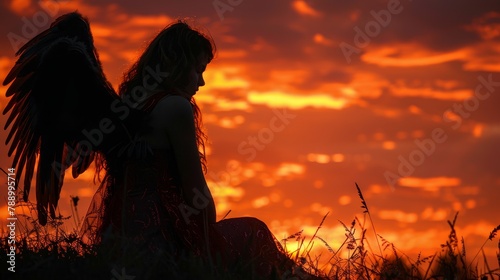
[3,12,136,225]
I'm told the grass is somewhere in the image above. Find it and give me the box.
[1,183,499,279]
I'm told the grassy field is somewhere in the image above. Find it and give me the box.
[1,184,499,279]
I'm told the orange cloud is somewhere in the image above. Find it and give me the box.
[252,196,270,208]
[128,14,172,27]
[363,42,500,72]
[207,179,245,216]
[54,0,102,18]
[248,90,349,110]
[390,84,473,101]
[466,11,500,40]
[275,163,305,177]
[292,0,321,17]
[204,68,250,90]
[338,195,351,205]
[217,49,248,59]
[307,153,331,164]
[313,33,334,46]
[269,69,310,86]
[461,41,500,72]
[378,209,418,223]
[9,0,34,16]
[320,72,388,99]
[362,44,467,67]
[398,176,461,192]
[421,207,450,221]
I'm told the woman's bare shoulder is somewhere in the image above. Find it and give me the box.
[142,94,194,147]
[150,95,193,120]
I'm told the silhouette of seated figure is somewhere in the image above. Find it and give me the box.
[4,12,324,279]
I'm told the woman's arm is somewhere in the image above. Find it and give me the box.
[151,95,216,224]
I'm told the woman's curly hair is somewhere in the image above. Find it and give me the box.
[118,20,216,170]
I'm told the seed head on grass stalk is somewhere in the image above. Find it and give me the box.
[468,224,500,268]
[282,230,305,262]
[316,236,334,255]
[355,183,382,257]
[488,225,500,241]
[302,212,329,261]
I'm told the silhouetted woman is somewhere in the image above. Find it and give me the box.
[4,12,321,279]
[80,20,308,279]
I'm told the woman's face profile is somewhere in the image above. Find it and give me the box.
[184,55,209,96]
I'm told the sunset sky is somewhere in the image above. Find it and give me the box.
[1,0,499,270]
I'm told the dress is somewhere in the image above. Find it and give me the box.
[80,96,297,279]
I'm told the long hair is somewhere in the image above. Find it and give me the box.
[119,20,216,170]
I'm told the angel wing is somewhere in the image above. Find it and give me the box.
[3,12,143,225]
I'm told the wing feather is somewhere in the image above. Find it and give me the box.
[3,12,128,225]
